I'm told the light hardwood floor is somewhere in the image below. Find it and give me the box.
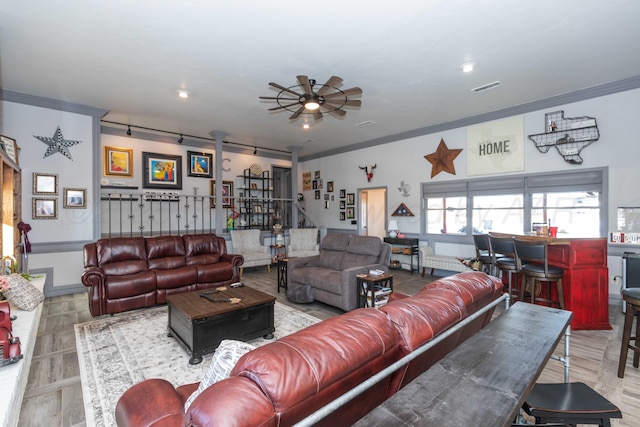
[18,268,640,426]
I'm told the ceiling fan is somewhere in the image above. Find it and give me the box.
[259,75,362,120]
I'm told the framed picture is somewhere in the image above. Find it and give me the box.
[340,200,346,209]
[142,152,182,189]
[1,135,18,164]
[187,151,213,178]
[340,189,346,199]
[324,194,330,201]
[312,180,318,190]
[63,188,86,209]
[346,207,355,219]
[324,201,330,209]
[327,181,334,192]
[33,173,58,195]
[210,180,233,208]
[315,190,320,200]
[240,207,247,214]
[33,198,57,219]
[340,211,346,221]
[254,204,263,214]
[347,193,355,205]
[104,146,133,177]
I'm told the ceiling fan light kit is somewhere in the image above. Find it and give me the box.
[260,75,362,121]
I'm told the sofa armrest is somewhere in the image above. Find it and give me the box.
[220,253,244,268]
[115,378,185,427]
[81,266,107,317]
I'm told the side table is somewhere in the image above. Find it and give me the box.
[356,273,394,308]
[277,257,289,293]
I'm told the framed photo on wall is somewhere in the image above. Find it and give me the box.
[346,207,355,219]
[347,193,355,205]
[1,135,18,164]
[210,180,233,208]
[187,151,213,178]
[142,152,182,189]
[63,188,86,209]
[104,146,133,177]
[33,173,58,195]
[33,198,57,219]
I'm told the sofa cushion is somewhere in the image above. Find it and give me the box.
[3,274,44,311]
[184,340,255,410]
[183,234,222,264]
[318,234,350,269]
[146,235,187,270]
[424,271,503,315]
[96,237,148,276]
[341,236,382,269]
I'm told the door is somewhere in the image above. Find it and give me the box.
[359,187,386,238]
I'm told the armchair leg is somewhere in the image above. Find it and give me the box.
[239,267,243,279]
[267,264,271,273]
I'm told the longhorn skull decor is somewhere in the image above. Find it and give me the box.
[359,164,376,182]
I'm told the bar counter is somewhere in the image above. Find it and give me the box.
[491,233,611,330]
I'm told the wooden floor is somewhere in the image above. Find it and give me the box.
[18,268,640,426]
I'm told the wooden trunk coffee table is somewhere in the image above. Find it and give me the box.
[166,285,275,364]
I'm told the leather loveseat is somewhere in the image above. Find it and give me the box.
[115,272,504,427]
[286,233,391,311]
[81,234,243,316]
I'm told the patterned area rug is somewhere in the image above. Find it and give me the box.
[75,302,320,427]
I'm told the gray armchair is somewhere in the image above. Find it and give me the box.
[230,229,272,276]
[287,228,320,258]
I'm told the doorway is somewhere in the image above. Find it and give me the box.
[272,166,291,228]
[359,187,387,238]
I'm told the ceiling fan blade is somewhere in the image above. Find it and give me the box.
[289,106,305,120]
[259,96,299,101]
[323,87,363,98]
[297,75,312,95]
[324,99,362,107]
[313,109,323,120]
[316,76,343,96]
[269,82,302,97]
[328,108,347,117]
[268,102,301,111]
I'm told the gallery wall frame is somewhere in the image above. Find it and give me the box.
[33,198,57,219]
[142,152,182,189]
[187,151,213,178]
[33,172,58,195]
[346,207,355,219]
[210,180,233,208]
[346,193,355,205]
[63,188,86,209]
[1,135,18,165]
[104,146,133,177]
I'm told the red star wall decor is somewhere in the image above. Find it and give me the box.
[424,138,462,178]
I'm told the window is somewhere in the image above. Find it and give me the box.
[422,168,607,238]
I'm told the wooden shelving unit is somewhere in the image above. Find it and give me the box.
[0,149,22,259]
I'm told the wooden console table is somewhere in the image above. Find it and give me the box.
[354,302,572,427]
[491,233,610,330]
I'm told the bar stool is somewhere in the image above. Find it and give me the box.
[513,237,565,309]
[618,287,640,378]
[489,235,519,302]
[473,233,499,276]
[523,382,622,426]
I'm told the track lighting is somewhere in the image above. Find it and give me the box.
[126,126,132,136]
[178,134,183,144]
[253,147,257,155]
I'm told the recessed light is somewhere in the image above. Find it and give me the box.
[177,89,189,99]
[461,62,475,73]
[302,123,310,129]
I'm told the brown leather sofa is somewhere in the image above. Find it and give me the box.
[114,272,503,427]
[81,234,243,316]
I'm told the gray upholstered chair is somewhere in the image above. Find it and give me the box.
[287,228,319,258]
[230,229,272,277]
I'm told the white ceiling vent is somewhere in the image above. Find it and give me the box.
[471,81,501,93]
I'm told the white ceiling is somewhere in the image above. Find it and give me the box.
[2,0,640,158]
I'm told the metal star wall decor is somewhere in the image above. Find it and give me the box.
[33,126,82,160]
[424,138,462,178]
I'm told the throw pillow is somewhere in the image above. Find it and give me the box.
[3,274,44,311]
[184,339,256,411]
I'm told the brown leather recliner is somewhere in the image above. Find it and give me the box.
[81,234,243,316]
